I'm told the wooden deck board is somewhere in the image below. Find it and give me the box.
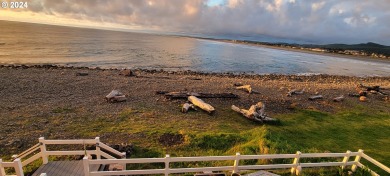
[42,161,61,175]
[32,160,100,176]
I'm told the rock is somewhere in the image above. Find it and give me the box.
[359,96,367,102]
[105,90,127,103]
[233,83,243,87]
[119,69,133,77]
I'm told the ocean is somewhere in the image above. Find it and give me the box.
[1,20,389,76]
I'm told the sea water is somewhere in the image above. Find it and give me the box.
[1,20,389,76]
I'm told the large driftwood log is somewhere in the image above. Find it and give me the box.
[156,91,239,99]
[231,102,275,122]
[105,90,127,103]
[188,96,215,113]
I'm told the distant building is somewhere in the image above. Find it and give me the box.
[311,48,325,52]
[344,50,360,55]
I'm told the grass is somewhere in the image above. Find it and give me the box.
[269,107,390,165]
[7,101,390,175]
[51,106,75,113]
[70,103,389,175]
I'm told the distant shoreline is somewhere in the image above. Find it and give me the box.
[188,36,390,65]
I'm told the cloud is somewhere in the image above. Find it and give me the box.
[4,0,390,44]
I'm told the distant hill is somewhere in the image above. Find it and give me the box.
[304,42,390,56]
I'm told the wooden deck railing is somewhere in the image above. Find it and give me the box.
[84,149,390,176]
[1,138,390,176]
[0,137,125,176]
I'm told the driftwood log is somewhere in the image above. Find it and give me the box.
[358,83,388,95]
[156,91,238,99]
[333,95,345,102]
[182,103,196,113]
[235,85,260,94]
[105,90,127,103]
[287,89,305,96]
[188,96,215,113]
[231,102,275,122]
[309,95,323,101]
[76,72,88,76]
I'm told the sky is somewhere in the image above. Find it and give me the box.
[1,0,390,45]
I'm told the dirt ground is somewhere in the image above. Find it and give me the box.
[0,65,389,156]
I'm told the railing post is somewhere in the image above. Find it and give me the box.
[14,158,24,176]
[39,137,48,164]
[83,156,90,176]
[233,152,240,174]
[0,159,6,176]
[351,149,363,172]
[291,151,301,175]
[341,150,351,170]
[164,154,170,176]
[95,137,101,159]
[121,152,127,169]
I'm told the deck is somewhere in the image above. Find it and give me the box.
[31,160,100,176]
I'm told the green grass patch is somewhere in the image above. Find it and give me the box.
[33,103,390,175]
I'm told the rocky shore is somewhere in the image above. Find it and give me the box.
[0,64,389,156]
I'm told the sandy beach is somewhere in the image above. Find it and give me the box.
[1,65,389,156]
[199,37,390,65]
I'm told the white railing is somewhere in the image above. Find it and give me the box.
[84,149,390,176]
[0,159,23,176]
[2,138,390,176]
[0,137,125,176]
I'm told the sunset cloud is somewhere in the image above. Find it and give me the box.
[1,0,390,44]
